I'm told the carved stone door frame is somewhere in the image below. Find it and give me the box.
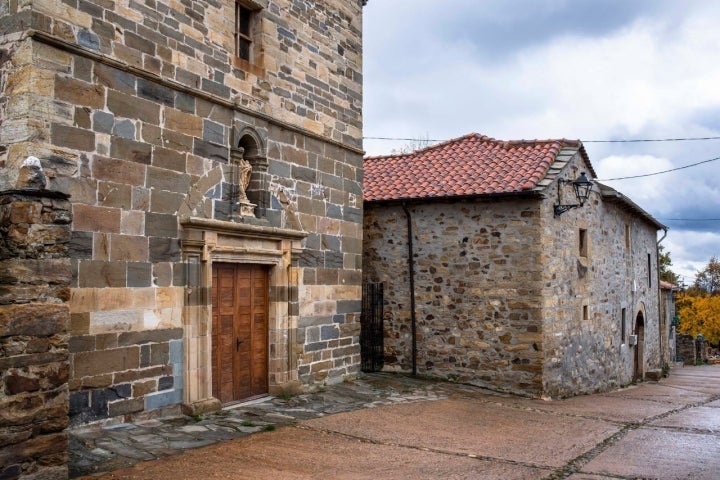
[180,217,305,415]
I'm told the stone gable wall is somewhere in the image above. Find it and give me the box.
[363,198,546,396]
[539,159,661,397]
[0,191,71,480]
[0,0,363,425]
[363,158,662,399]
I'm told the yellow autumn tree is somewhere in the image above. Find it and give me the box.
[676,292,720,344]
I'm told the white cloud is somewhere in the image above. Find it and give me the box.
[363,1,720,280]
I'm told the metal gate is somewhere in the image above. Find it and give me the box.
[361,282,384,372]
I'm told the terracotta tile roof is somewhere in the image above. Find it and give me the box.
[364,133,586,202]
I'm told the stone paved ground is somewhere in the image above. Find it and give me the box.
[71,366,720,479]
[70,373,481,478]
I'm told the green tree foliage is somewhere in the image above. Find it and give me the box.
[694,256,720,295]
[658,245,680,285]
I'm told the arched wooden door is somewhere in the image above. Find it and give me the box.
[211,263,269,403]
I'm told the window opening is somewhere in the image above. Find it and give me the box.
[625,224,631,250]
[236,3,253,61]
[647,253,652,287]
[621,308,627,344]
[582,305,589,321]
[579,228,588,257]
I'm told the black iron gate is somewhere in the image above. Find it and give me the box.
[360,282,384,372]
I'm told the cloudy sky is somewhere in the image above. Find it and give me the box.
[362,0,720,285]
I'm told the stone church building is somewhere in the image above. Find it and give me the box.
[363,133,667,398]
[1,0,365,476]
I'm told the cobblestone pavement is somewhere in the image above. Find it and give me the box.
[69,373,489,478]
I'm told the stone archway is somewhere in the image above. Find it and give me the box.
[634,310,645,381]
[232,127,269,216]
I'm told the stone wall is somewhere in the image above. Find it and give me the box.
[363,155,662,398]
[676,334,697,365]
[1,0,363,424]
[0,190,71,480]
[363,198,546,395]
[540,159,661,397]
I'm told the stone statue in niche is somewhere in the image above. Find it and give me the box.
[231,146,256,218]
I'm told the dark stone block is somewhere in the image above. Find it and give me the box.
[113,119,135,139]
[193,138,228,163]
[69,335,95,353]
[345,206,362,223]
[69,391,90,416]
[333,314,345,324]
[305,341,328,352]
[79,0,103,17]
[326,203,343,220]
[321,325,339,340]
[125,31,155,55]
[304,233,321,250]
[200,78,230,98]
[299,249,322,268]
[175,91,196,113]
[268,159,291,178]
[138,78,174,106]
[324,251,343,269]
[203,120,224,145]
[140,344,151,367]
[127,262,152,287]
[110,137,152,164]
[158,376,174,390]
[337,300,361,314]
[292,164,316,183]
[95,64,136,94]
[51,124,95,152]
[150,343,169,365]
[117,328,183,346]
[77,29,100,50]
[92,111,114,134]
[69,231,93,259]
[149,237,180,262]
[322,234,341,252]
[145,213,178,238]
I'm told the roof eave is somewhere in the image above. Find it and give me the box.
[598,183,667,230]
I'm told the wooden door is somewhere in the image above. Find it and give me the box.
[211,263,269,403]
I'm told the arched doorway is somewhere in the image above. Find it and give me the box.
[634,311,645,381]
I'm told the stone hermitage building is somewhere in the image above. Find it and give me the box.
[0,0,365,471]
[363,134,667,398]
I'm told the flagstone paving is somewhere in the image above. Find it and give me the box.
[70,367,720,479]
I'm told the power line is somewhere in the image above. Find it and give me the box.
[363,135,720,143]
[584,136,720,143]
[658,218,720,221]
[597,155,720,181]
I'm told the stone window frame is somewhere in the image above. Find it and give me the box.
[233,0,267,74]
[578,228,588,258]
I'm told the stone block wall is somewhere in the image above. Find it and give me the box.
[540,159,661,397]
[363,198,545,395]
[0,0,364,424]
[363,154,662,399]
[0,190,71,480]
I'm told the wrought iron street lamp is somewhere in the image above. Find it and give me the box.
[553,172,593,218]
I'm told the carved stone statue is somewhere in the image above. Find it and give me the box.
[231,147,256,218]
